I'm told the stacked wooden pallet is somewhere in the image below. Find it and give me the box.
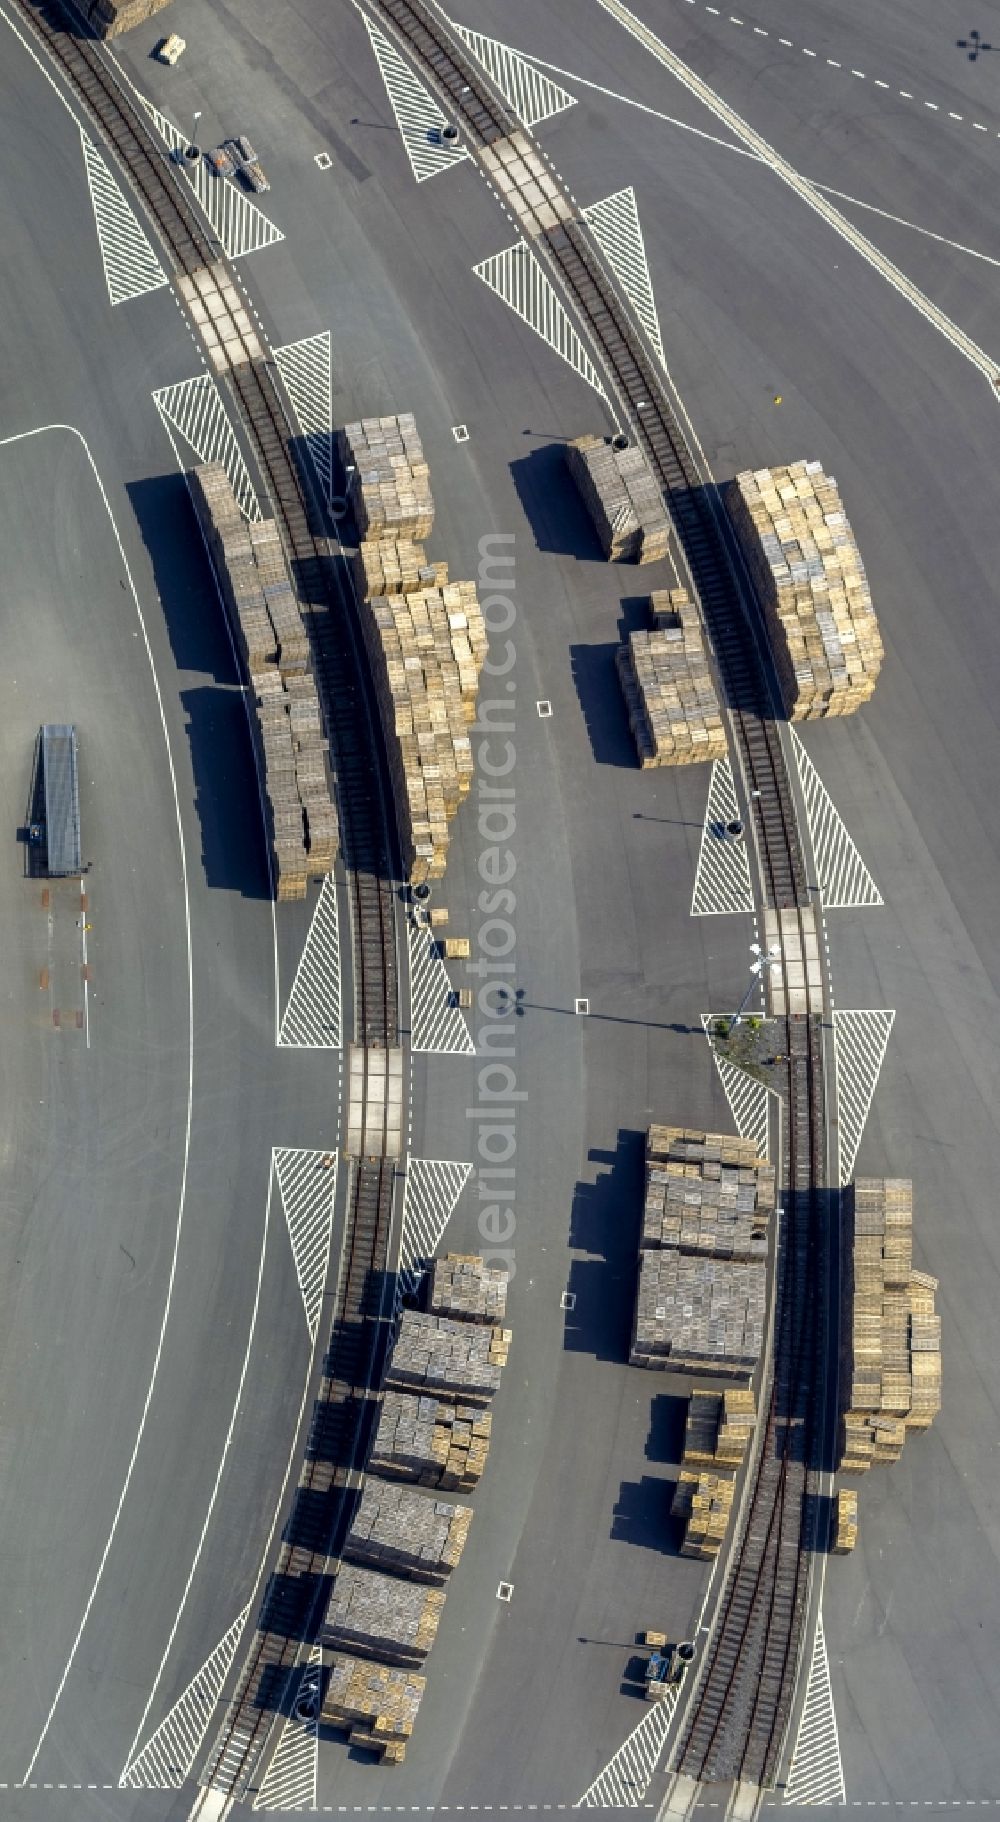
[321,1655,424,1764]
[345,1483,472,1583]
[350,537,448,601]
[566,434,672,564]
[833,1487,858,1553]
[85,0,172,36]
[321,1564,445,1667]
[670,1470,736,1560]
[728,462,884,719]
[631,1251,765,1378]
[190,463,338,897]
[369,1390,492,1493]
[840,1178,942,1472]
[428,1253,509,1324]
[385,1311,510,1406]
[680,1387,757,1471]
[339,415,435,540]
[617,591,727,767]
[642,1127,775,1260]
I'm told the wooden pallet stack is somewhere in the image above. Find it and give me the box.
[566,434,672,564]
[385,1311,510,1406]
[642,1126,775,1261]
[189,463,338,897]
[631,1251,765,1379]
[321,1655,424,1764]
[840,1178,942,1472]
[339,415,435,540]
[350,537,448,601]
[617,591,728,767]
[428,1253,510,1324]
[833,1487,858,1553]
[369,1390,493,1493]
[670,1470,736,1560]
[84,0,172,36]
[679,1387,757,1471]
[727,462,884,719]
[345,1483,472,1584]
[321,1564,445,1667]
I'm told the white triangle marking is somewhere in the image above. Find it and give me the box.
[128,89,284,260]
[399,1157,473,1297]
[120,1603,251,1788]
[783,1613,846,1805]
[701,1015,772,1159]
[152,374,261,522]
[273,333,334,502]
[408,924,476,1054]
[449,20,577,127]
[363,16,472,182]
[80,130,168,307]
[278,875,341,1049]
[832,1009,895,1186]
[582,186,665,368]
[576,1682,677,1806]
[473,240,607,399]
[273,1149,338,1342]
[253,1645,321,1811]
[691,757,755,915]
[790,728,883,909]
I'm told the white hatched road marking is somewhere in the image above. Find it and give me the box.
[127,87,284,260]
[120,1604,251,1788]
[152,374,261,522]
[473,240,607,398]
[783,1614,846,1805]
[582,186,665,367]
[273,333,334,502]
[363,15,472,182]
[80,130,168,306]
[273,1149,338,1343]
[702,1015,772,1158]
[575,1684,678,1806]
[399,1157,473,1296]
[789,729,883,910]
[278,874,341,1049]
[408,924,476,1054]
[449,18,577,127]
[691,756,755,915]
[252,1645,321,1811]
[832,1009,895,1187]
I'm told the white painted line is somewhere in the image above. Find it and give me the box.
[80,130,169,307]
[273,1149,338,1342]
[152,374,261,521]
[783,1615,846,1805]
[474,240,608,398]
[536,699,553,716]
[278,873,341,1048]
[448,18,577,128]
[122,81,284,260]
[79,880,91,1050]
[701,1014,771,1158]
[575,1685,678,1806]
[575,997,590,1015]
[122,1604,253,1788]
[452,422,470,443]
[272,333,335,503]
[361,11,471,182]
[2,426,195,1788]
[582,185,665,367]
[691,757,755,916]
[398,1156,473,1296]
[314,152,332,170]
[832,1009,895,1186]
[252,1645,321,1811]
[789,729,882,909]
[408,924,476,1054]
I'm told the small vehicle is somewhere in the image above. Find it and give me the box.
[155,33,186,65]
[204,144,236,178]
[643,1636,696,1702]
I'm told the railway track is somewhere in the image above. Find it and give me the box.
[370,0,828,1796]
[6,0,403,1798]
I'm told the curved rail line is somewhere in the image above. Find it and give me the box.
[6,0,404,1798]
[369,0,829,1794]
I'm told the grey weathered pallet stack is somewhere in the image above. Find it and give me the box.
[189,463,338,897]
[669,1387,756,1558]
[727,461,884,719]
[345,1481,473,1584]
[642,1126,775,1260]
[840,1177,942,1473]
[339,415,435,541]
[321,1655,424,1764]
[832,1487,858,1553]
[566,434,673,564]
[321,1563,445,1668]
[85,0,171,36]
[632,1253,765,1379]
[617,590,728,767]
[369,1390,493,1493]
[386,1311,510,1406]
[428,1253,509,1325]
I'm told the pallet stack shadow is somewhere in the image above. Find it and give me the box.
[340,416,487,884]
[566,434,672,564]
[631,1127,775,1380]
[82,0,172,37]
[840,1177,942,1473]
[190,464,337,899]
[320,1254,510,1763]
[670,1386,756,1560]
[727,461,884,719]
[617,590,727,767]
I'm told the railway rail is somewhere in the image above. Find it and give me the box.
[6,0,403,1798]
[371,0,828,1795]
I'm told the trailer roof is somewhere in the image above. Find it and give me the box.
[42,724,81,877]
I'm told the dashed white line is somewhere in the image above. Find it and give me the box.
[802,47,816,56]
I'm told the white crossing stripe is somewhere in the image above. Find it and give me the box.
[129,89,284,260]
[363,16,472,182]
[575,1684,677,1806]
[789,729,883,909]
[279,874,341,1049]
[399,1157,473,1296]
[273,333,334,502]
[473,240,607,398]
[702,1015,772,1158]
[832,1009,895,1186]
[408,924,476,1054]
[449,19,577,127]
[273,1149,338,1343]
[691,756,755,915]
[120,1604,251,1788]
[152,374,261,521]
[80,130,168,307]
[783,1613,846,1805]
[252,1646,321,1811]
[582,186,665,368]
